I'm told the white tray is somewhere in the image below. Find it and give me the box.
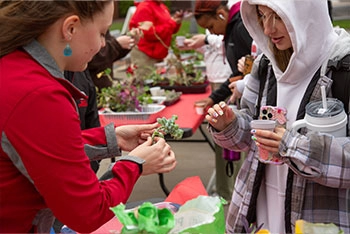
[100,104,166,122]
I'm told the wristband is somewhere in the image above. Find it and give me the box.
[116,155,145,174]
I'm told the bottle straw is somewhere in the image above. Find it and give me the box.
[318,85,327,114]
[321,85,327,109]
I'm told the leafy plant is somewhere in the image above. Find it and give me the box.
[147,67,169,85]
[97,65,155,112]
[182,63,204,83]
[152,115,184,141]
[146,51,206,87]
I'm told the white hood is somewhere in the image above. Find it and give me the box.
[240,0,349,123]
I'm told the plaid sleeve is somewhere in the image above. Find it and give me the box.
[280,128,350,188]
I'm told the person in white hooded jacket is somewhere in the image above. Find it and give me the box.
[205,0,350,233]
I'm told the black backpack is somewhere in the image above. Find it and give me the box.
[327,54,350,115]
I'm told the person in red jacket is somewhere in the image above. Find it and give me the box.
[129,0,184,81]
[0,1,176,233]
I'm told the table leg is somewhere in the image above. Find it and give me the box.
[159,122,215,196]
[198,123,215,152]
[206,169,216,194]
[158,173,170,196]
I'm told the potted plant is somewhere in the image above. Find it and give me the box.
[97,67,152,112]
[146,53,206,87]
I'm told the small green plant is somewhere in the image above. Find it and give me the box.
[147,67,168,85]
[152,115,184,140]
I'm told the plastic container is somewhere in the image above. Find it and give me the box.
[292,98,347,137]
[99,104,166,126]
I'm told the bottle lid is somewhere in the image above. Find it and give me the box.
[306,98,344,117]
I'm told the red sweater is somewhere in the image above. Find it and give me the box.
[0,49,141,233]
[129,0,181,60]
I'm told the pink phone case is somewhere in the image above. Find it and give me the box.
[259,106,287,126]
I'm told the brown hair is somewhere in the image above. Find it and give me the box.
[255,5,293,72]
[0,1,111,57]
[194,0,228,20]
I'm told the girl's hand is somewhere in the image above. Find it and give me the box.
[237,56,246,74]
[206,101,236,131]
[128,27,142,44]
[228,81,242,104]
[116,35,136,50]
[251,126,285,153]
[194,98,214,110]
[172,10,184,24]
[182,34,206,50]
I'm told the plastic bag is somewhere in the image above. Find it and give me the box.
[110,202,175,234]
[169,195,226,234]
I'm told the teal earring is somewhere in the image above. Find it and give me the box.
[63,43,72,57]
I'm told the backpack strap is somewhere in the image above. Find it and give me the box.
[327,54,350,114]
[254,54,278,119]
[327,54,350,72]
[254,55,270,119]
[246,55,270,227]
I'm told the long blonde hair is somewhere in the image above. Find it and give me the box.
[0,1,111,58]
[271,43,293,72]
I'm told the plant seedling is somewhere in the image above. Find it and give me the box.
[152,115,184,141]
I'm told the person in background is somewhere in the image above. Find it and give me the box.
[88,29,141,92]
[191,0,252,201]
[180,31,232,90]
[228,40,261,103]
[63,71,101,173]
[193,0,252,109]
[129,0,184,81]
[0,1,176,233]
[206,0,350,233]
[178,32,235,201]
